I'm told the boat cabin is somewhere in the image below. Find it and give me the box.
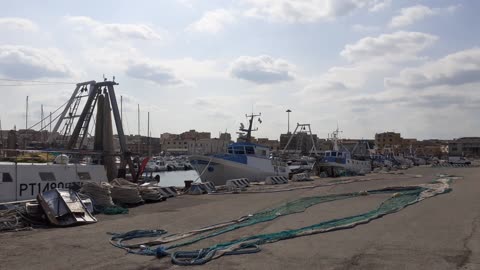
[227,143,270,157]
[324,150,351,160]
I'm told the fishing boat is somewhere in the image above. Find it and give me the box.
[189,113,289,186]
[321,128,372,175]
[0,153,107,203]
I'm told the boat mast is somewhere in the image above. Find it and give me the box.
[331,126,342,151]
[240,113,261,143]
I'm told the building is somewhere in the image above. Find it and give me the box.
[256,138,280,152]
[413,139,448,158]
[219,132,231,142]
[375,132,403,151]
[161,130,231,155]
[449,137,480,157]
[180,130,210,140]
[125,135,162,156]
[374,132,417,155]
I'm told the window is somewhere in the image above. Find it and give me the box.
[228,147,233,154]
[234,146,245,154]
[77,172,91,180]
[39,172,56,181]
[2,173,12,182]
[331,152,337,157]
[245,146,255,155]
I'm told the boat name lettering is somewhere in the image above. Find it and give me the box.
[19,182,83,197]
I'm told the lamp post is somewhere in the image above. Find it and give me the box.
[286,109,292,134]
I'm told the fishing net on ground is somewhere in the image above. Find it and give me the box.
[108,176,454,266]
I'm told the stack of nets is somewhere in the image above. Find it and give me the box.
[80,182,115,208]
[139,186,165,202]
[110,179,144,205]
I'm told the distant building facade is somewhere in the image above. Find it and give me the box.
[125,135,161,155]
[256,138,280,152]
[449,137,480,157]
[160,130,231,155]
[180,130,211,140]
[375,132,403,151]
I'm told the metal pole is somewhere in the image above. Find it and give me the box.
[25,96,28,130]
[49,112,52,133]
[48,83,85,143]
[148,111,151,157]
[66,83,97,150]
[120,95,123,123]
[282,123,299,154]
[25,96,28,149]
[40,104,44,131]
[105,83,136,180]
[137,104,140,155]
[286,109,291,134]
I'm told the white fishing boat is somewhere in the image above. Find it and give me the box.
[145,157,168,172]
[321,128,372,174]
[189,113,289,186]
[0,154,107,203]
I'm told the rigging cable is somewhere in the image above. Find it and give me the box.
[27,100,70,130]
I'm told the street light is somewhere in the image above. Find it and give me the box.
[286,109,292,134]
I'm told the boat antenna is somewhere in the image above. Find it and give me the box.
[240,112,261,143]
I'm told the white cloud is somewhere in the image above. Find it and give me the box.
[64,16,164,40]
[176,0,195,8]
[0,17,38,32]
[389,5,434,28]
[160,58,226,79]
[243,0,391,23]
[340,31,437,62]
[0,45,73,79]
[300,32,438,98]
[299,59,395,100]
[389,4,461,28]
[230,55,295,84]
[187,9,235,34]
[125,60,185,85]
[368,0,391,12]
[351,24,380,32]
[385,47,480,89]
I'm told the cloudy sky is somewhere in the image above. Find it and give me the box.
[0,0,478,140]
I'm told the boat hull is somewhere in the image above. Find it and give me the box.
[321,158,372,174]
[0,162,107,203]
[189,155,289,186]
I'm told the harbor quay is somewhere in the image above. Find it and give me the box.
[1,165,479,270]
